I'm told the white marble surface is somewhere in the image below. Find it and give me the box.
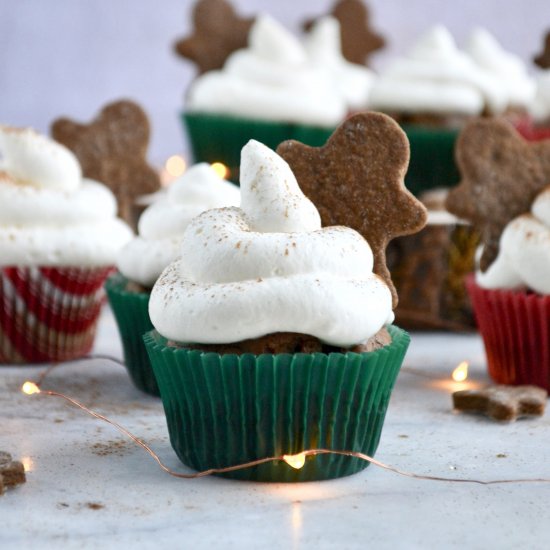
[2,307,550,549]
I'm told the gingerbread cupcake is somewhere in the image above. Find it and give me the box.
[446,118,550,390]
[370,26,534,195]
[0,126,132,364]
[106,163,240,395]
[144,112,427,481]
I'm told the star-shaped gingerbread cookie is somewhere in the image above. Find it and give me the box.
[51,100,160,226]
[174,0,255,74]
[453,385,547,422]
[277,111,427,307]
[534,31,550,69]
[304,0,385,66]
[445,118,550,272]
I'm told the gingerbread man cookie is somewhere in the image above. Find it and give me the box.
[277,111,427,307]
[304,0,385,66]
[445,118,550,272]
[453,385,547,422]
[174,0,254,74]
[0,451,26,495]
[51,100,160,226]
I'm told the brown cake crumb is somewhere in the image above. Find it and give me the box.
[0,451,26,495]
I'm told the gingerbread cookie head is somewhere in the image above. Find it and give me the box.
[277,111,427,307]
[174,0,255,74]
[304,0,385,66]
[51,100,160,225]
[445,118,550,271]
[534,30,550,69]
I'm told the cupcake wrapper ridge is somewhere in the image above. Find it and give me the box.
[144,325,409,482]
[467,276,550,391]
[105,273,158,396]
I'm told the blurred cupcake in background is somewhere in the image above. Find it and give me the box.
[175,0,383,182]
[0,126,132,364]
[181,14,345,181]
[370,26,533,195]
[388,188,478,331]
[106,164,239,395]
[446,117,550,391]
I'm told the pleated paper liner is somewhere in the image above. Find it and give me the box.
[144,325,409,482]
[105,273,158,396]
[182,111,335,184]
[400,124,460,196]
[0,266,112,364]
[467,275,550,391]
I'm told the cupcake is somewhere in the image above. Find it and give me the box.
[144,112,427,481]
[178,6,371,181]
[106,164,240,395]
[387,189,478,331]
[369,26,532,195]
[0,126,132,364]
[446,118,550,390]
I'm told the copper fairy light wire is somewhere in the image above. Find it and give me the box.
[20,359,550,485]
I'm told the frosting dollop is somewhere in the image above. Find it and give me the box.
[530,71,550,122]
[369,25,506,116]
[476,186,550,294]
[0,126,132,266]
[186,15,347,127]
[149,140,393,347]
[466,28,535,110]
[117,163,240,287]
[304,16,375,111]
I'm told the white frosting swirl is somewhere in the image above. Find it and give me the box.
[186,15,347,127]
[149,140,393,347]
[117,163,240,287]
[476,186,550,294]
[531,71,550,122]
[369,25,506,116]
[304,16,375,111]
[466,28,535,109]
[0,126,132,266]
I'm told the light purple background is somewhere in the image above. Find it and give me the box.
[1,0,548,164]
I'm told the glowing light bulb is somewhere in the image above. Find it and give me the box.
[22,381,40,395]
[211,162,229,179]
[452,361,469,382]
[165,155,187,178]
[283,452,306,470]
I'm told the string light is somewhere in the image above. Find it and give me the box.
[19,358,550,485]
[452,361,469,382]
[165,155,187,178]
[211,162,229,179]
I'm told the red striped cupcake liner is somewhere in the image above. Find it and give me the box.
[0,266,113,364]
[467,275,550,391]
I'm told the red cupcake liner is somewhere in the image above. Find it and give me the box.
[467,275,550,391]
[0,266,113,364]
[513,118,550,142]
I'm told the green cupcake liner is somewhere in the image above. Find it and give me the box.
[182,111,335,184]
[105,273,159,396]
[401,125,460,196]
[144,325,409,482]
